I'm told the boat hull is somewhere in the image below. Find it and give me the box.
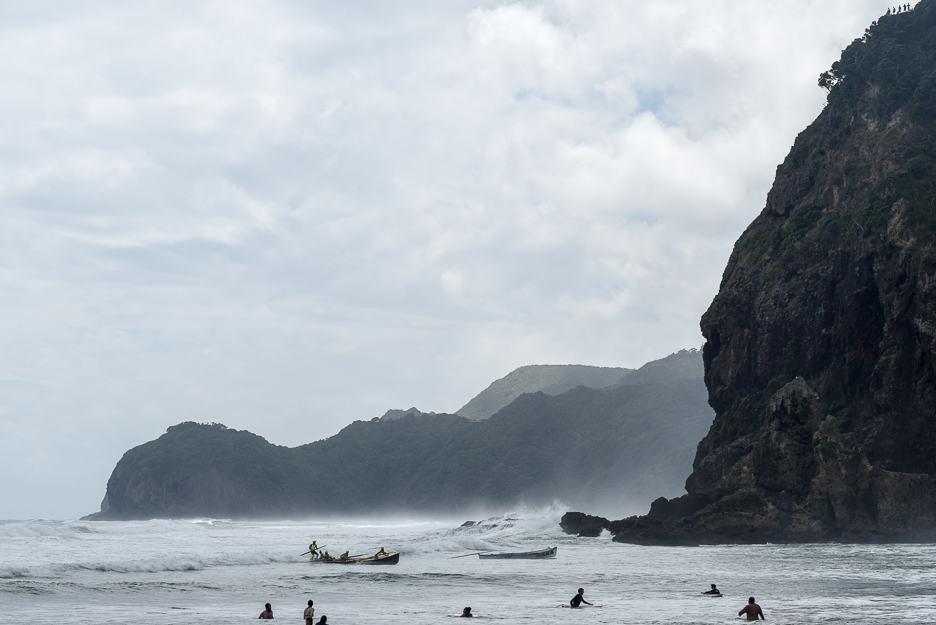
[309,552,400,565]
[478,546,557,559]
[358,552,400,565]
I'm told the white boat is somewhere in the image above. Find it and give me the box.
[478,546,557,559]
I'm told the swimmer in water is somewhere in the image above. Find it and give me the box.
[570,588,593,608]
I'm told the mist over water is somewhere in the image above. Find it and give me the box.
[2,508,934,624]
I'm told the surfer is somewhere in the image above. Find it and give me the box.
[738,597,765,620]
[570,588,593,608]
[258,603,274,619]
[304,600,315,625]
[460,607,473,617]
[702,584,721,595]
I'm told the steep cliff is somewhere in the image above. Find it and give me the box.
[601,3,936,544]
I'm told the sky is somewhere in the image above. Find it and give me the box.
[0,0,898,519]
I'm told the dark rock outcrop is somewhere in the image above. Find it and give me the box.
[601,4,936,544]
[560,512,610,537]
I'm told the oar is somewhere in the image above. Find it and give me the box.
[300,544,327,556]
[450,551,486,558]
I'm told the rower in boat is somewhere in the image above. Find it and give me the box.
[374,547,387,557]
[338,550,351,562]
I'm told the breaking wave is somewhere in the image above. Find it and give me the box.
[401,504,568,554]
[0,520,100,539]
[1,551,299,579]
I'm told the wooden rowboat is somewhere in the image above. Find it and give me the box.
[357,552,400,564]
[309,552,400,565]
[478,546,557,559]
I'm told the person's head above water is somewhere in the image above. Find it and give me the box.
[265,603,272,610]
[578,588,584,594]
[308,600,314,607]
[317,616,327,624]
[463,607,471,613]
[711,584,717,589]
[748,597,756,604]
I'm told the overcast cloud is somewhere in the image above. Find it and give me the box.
[0,1,893,519]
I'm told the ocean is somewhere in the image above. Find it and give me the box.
[2,509,934,624]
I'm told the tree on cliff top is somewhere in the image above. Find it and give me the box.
[819,0,936,123]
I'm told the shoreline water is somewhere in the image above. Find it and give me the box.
[3,513,935,624]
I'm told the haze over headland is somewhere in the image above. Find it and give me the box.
[0,1,895,520]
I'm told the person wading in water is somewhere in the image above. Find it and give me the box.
[738,597,765,621]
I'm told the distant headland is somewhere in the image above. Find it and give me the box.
[86,349,712,520]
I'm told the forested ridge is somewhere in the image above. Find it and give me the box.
[90,350,712,519]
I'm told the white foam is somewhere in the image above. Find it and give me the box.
[0,520,98,539]
[402,505,567,554]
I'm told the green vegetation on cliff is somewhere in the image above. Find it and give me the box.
[820,7,936,124]
[820,3,936,234]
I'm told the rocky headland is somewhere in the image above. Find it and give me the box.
[564,2,936,544]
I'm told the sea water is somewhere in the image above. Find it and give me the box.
[2,509,934,625]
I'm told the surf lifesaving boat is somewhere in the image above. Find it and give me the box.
[478,546,557,559]
[309,552,400,565]
[357,552,400,564]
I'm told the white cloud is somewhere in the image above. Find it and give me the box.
[0,0,893,518]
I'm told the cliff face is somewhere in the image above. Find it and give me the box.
[605,3,936,544]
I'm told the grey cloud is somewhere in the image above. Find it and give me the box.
[0,0,890,518]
